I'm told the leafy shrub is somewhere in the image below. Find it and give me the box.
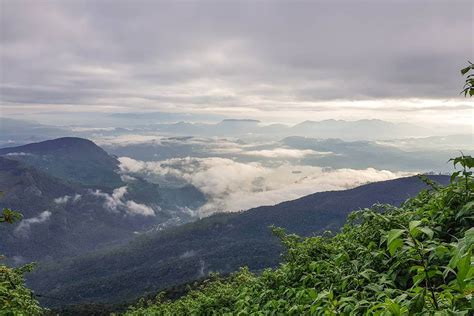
[461,61,474,97]
[126,156,473,315]
[0,205,44,315]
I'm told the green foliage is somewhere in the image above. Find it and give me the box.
[0,264,43,315]
[126,156,474,315]
[460,61,474,97]
[0,194,44,315]
[0,208,23,224]
[0,192,23,224]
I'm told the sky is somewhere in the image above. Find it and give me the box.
[0,0,473,127]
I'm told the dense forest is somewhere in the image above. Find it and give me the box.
[121,155,473,315]
[0,204,43,314]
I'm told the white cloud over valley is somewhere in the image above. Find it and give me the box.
[242,148,332,158]
[54,194,81,204]
[91,186,156,217]
[15,211,52,237]
[119,156,411,216]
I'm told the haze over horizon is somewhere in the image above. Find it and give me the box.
[0,0,473,132]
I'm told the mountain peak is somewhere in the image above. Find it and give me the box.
[0,137,122,189]
[0,137,98,153]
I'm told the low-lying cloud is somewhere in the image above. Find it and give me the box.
[95,134,336,162]
[15,210,52,237]
[119,156,410,217]
[5,152,33,156]
[91,186,156,217]
[242,148,331,158]
[125,200,155,217]
[94,134,163,147]
[54,194,81,204]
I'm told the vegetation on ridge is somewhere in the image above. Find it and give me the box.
[0,197,44,315]
[126,155,473,315]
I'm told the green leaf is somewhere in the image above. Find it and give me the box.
[0,208,23,224]
[388,229,405,245]
[464,227,474,245]
[360,269,376,281]
[419,227,434,239]
[409,292,424,313]
[387,229,405,256]
[464,156,474,168]
[388,239,403,256]
[386,300,401,315]
[456,253,471,290]
[307,288,317,300]
[457,201,474,219]
[412,272,425,287]
[461,65,471,75]
[451,171,461,182]
[409,221,422,234]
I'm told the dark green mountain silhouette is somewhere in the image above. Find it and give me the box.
[0,137,123,189]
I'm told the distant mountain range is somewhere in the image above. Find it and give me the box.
[0,118,70,147]
[0,138,206,262]
[280,136,454,171]
[27,174,449,307]
[137,118,433,140]
[1,117,446,147]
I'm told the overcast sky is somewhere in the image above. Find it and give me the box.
[0,0,473,126]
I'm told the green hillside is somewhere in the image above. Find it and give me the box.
[0,137,123,190]
[125,156,473,315]
[29,175,449,308]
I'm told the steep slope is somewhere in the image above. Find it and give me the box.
[124,167,473,315]
[28,175,449,307]
[0,137,123,189]
[0,157,79,218]
[0,155,206,262]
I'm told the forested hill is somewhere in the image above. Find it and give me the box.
[124,157,473,315]
[0,140,206,263]
[29,175,449,308]
[0,137,123,189]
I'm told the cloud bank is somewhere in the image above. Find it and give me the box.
[242,148,331,158]
[91,186,155,217]
[15,211,52,237]
[119,156,410,216]
[54,194,81,204]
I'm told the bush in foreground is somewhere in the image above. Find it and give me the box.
[0,206,43,315]
[126,156,473,315]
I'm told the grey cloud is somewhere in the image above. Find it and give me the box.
[1,0,472,116]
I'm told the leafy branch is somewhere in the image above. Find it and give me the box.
[460,61,474,97]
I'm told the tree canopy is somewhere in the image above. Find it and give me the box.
[126,156,473,315]
[0,197,44,315]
